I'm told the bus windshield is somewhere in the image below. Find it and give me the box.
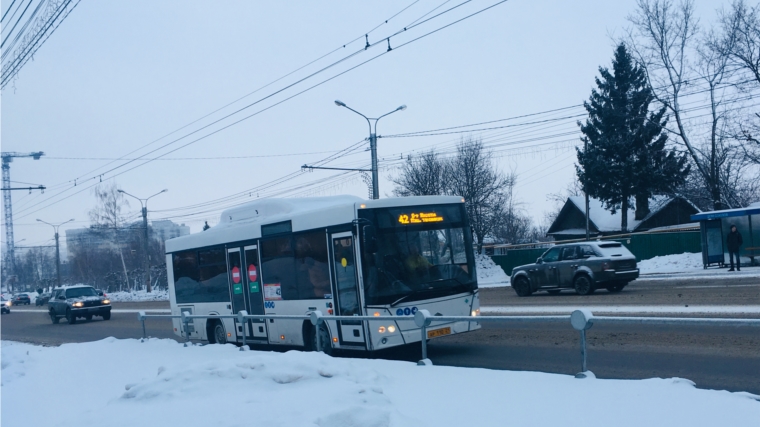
[359,204,476,306]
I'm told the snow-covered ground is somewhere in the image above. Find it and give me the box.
[2,339,758,427]
[637,252,759,280]
[475,254,510,287]
[106,289,170,302]
[482,304,760,315]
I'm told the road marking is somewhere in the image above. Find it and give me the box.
[638,273,760,281]
[481,305,760,315]
[11,309,171,314]
[668,284,760,289]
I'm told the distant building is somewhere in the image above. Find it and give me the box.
[151,220,190,242]
[65,219,189,257]
[547,196,700,240]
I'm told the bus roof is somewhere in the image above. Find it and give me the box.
[165,195,463,253]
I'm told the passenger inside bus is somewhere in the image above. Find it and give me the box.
[295,236,331,298]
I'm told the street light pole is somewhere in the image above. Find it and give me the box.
[36,219,74,289]
[118,189,167,293]
[334,100,406,199]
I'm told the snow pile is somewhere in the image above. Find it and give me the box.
[107,289,170,302]
[475,254,510,287]
[638,252,704,274]
[2,339,758,427]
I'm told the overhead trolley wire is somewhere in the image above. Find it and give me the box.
[54,0,425,189]
[16,0,512,220]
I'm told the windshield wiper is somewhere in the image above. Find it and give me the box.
[390,287,438,307]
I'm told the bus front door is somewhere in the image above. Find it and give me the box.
[331,233,365,345]
[243,245,268,339]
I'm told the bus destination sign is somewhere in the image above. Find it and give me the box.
[398,212,444,225]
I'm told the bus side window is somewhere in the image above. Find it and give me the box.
[294,231,330,299]
[173,250,201,304]
[261,237,298,300]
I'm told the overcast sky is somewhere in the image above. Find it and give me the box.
[2,0,724,249]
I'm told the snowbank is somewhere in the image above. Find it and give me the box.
[638,252,704,274]
[107,289,170,302]
[2,339,758,427]
[475,254,510,287]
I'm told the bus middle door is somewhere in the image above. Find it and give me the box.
[226,248,247,341]
[331,232,365,346]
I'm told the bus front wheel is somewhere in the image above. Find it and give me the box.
[310,324,333,356]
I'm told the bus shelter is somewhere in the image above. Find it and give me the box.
[690,204,760,268]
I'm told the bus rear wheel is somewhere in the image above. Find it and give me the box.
[207,320,227,344]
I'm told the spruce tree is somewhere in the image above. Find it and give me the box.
[576,43,690,231]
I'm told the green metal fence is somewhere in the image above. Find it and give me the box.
[490,231,701,277]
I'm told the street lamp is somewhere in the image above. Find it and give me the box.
[36,219,74,289]
[117,189,167,293]
[334,100,406,199]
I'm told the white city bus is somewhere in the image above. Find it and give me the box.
[165,195,480,353]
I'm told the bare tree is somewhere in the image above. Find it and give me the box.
[627,0,737,210]
[712,0,760,166]
[391,150,446,196]
[89,182,131,289]
[390,137,518,252]
[444,138,516,253]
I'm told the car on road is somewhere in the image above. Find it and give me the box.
[1,296,10,314]
[35,292,52,306]
[48,285,112,324]
[511,242,639,296]
[11,293,31,305]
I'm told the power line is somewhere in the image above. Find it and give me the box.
[1,0,79,87]
[1,0,22,24]
[51,0,428,189]
[0,0,35,49]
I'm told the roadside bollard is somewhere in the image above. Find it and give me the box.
[414,309,432,366]
[570,309,594,378]
[309,311,324,353]
[181,310,191,347]
[238,310,248,351]
[137,311,147,342]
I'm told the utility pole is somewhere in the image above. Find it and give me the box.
[36,218,74,289]
[118,189,167,293]
[2,151,44,285]
[333,100,406,199]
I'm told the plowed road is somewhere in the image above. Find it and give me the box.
[3,276,759,394]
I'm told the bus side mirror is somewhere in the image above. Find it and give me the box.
[363,225,378,254]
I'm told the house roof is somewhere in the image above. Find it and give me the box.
[548,195,698,235]
[565,195,674,232]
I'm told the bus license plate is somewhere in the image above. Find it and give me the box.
[427,327,451,339]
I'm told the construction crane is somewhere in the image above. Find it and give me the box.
[2,151,44,285]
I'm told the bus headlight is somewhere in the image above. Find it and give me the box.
[387,325,396,333]
[378,326,386,333]
[471,309,480,317]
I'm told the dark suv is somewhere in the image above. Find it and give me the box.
[49,286,112,324]
[511,242,639,296]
